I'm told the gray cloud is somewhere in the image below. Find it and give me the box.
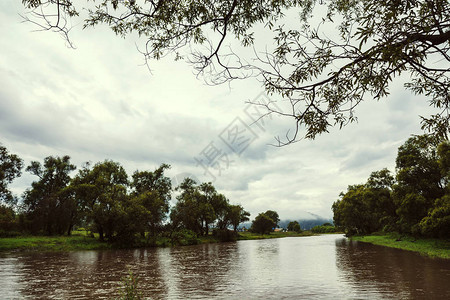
[1,0,441,221]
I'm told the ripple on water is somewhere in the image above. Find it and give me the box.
[0,235,449,299]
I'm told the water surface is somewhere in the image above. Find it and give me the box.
[0,235,449,299]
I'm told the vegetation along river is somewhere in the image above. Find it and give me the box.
[0,235,449,299]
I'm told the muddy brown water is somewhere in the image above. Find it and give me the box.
[1,235,449,299]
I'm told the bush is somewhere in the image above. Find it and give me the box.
[212,229,237,242]
[170,230,200,246]
[116,271,142,300]
[0,229,21,237]
[419,195,450,238]
[311,225,336,233]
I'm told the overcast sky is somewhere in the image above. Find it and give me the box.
[0,1,437,220]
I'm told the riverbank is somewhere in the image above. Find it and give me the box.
[0,235,112,252]
[351,234,450,259]
[0,231,315,252]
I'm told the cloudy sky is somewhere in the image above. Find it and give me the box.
[0,1,437,220]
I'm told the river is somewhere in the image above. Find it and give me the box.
[0,235,449,299]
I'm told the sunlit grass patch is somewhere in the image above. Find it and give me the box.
[0,235,111,252]
[352,234,450,259]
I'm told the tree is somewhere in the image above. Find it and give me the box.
[287,220,301,232]
[366,168,395,190]
[0,204,16,234]
[172,179,247,238]
[0,145,23,205]
[332,176,396,236]
[251,212,276,234]
[393,135,447,233]
[23,155,77,235]
[131,164,172,202]
[437,141,450,189]
[227,204,250,232]
[170,179,235,236]
[365,169,397,230]
[197,182,223,235]
[130,164,172,236]
[333,135,449,237]
[71,160,128,240]
[419,195,450,238]
[22,0,450,142]
[170,178,208,236]
[264,210,280,228]
[332,185,376,235]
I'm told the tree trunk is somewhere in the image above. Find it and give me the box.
[204,221,209,236]
[98,226,104,241]
[67,223,73,236]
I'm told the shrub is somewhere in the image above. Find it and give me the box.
[116,271,142,300]
[311,225,336,233]
[213,229,237,242]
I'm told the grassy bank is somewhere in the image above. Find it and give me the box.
[0,235,111,252]
[0,230,317,252]
[351,234,450,259]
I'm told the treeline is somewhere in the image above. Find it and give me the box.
[332,135,450,238]
[0,147,250,244]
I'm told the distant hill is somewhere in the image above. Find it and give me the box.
[239,212,333,231]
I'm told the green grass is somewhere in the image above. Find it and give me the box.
[0,234,111,252]
[237,231,314,240]
[0,230,318,252]
[352,234,450,259]
[198,235,220,244]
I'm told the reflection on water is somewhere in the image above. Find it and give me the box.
[0,235,449,299]
[335,238,450,299]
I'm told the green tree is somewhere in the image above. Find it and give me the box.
[287,220,301,232]
[311,224,336,233]
[0,144,23,205]
[197,182,222,235]
[437,141,450,189]
[264,210,280,228]
[227,204,250,232]
[393,135,446,233]
[419,195,450,238]
[22,0,450,141]
[332,185,375,235]
[170,178,204,236]
[366,168,395,190]
[131,164,172,202]
[0,204,16,234]
[251,212,276,234]
[333,136,450,237]
[365,169,397,230]
[130,164,172,237]
[395,135,445,200]
[418,141,450,237]
[71,160,128,241]
[332,175,395,236]
[23,156,77,235]
[171,179,234,236]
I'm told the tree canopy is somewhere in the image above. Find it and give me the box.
[287,220,301,232]
[0,145,23,204]
[333,135,450,237]
[250,210,279,234]
[21,0,450,143]
[71,160,129,240]
[170,178,249,237]
[0,143,254,242]
[23,155,77,235]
